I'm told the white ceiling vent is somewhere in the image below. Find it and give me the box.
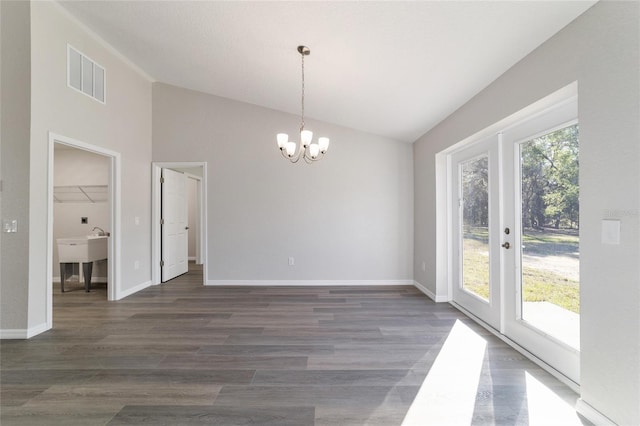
[67,45,105,103]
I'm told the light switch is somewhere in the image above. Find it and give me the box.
[134,216,140,226]
[601,219,621,245]
[2,219,18,233]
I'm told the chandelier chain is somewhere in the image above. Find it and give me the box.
[301,52,305,131]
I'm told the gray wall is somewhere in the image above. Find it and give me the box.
[153,83,414,282]
[0,1,31,332]
[413,1,639,424]
[24,1,152,329]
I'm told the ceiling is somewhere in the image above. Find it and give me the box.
[58,1,596,143]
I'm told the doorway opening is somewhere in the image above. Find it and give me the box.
[46,133,121,328]
[151,162,207,285]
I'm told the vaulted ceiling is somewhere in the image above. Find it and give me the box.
[59,1,596,142]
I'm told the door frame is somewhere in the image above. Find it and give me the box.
[47,132,121,327]
[151,162,207,285]
[184,173,202,264]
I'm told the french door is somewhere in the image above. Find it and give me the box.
[451,98,580,383]
[451,135,502,331]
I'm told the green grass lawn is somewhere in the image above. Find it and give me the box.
[462,227,579,314]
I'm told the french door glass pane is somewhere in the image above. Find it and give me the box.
[519,124,580,349]
[461,156,490,301]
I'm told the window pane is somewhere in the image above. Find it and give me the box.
[82,56,93,96]
[69,48,82,91]
[94,65,105,102]
[520,124,580,349]
[461,155,490,301]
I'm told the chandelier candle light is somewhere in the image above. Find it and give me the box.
[277,46,329,163]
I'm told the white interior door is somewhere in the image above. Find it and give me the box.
[161,168,188,282]
[451,135,502,330]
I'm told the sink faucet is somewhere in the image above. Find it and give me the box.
[92,227,106,236]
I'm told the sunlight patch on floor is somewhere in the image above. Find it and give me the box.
[525,371,583,425]
[402,320,487,425]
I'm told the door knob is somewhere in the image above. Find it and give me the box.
[185,227,189,230]
[501,242,510,249]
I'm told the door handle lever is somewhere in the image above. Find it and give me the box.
[501,242,510,249]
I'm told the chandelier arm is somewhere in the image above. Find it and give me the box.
[303,151,312,164]
[287,143,304,163]
[289,152,302,163]
[303,149,322,164]
[301,146,311,163]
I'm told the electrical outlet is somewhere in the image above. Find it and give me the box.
[134,216,140,226]
[134,260,140,270]
[288,257,295,266]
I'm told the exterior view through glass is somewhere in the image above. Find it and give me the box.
[519,123,580,349]
[461,155,490,302]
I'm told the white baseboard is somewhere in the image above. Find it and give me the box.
[413,280,449,302]
[0,329,28,339]
[117,280,151,300]
[206,279,415,287]
[1,322,50,339]
[576,399,616,426]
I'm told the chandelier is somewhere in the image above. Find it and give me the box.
[277,46,329,163]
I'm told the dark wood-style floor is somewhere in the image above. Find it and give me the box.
[1,263,589,425]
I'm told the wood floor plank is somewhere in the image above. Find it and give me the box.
[84,369,256,386]
[251,369,428,386]
[23,383,222,407]
[107,405,315,426]
[212,384,406,408]
[197,344,334,356]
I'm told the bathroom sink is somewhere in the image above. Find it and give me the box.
[57,236,108,263]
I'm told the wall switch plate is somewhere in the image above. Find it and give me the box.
[81,217,88,224]
[288,257,295,266]
[134,216,140,226]
[422,261,426,272]
[602,219,621,244]
[2,219,18,233]
[134,260,140,270]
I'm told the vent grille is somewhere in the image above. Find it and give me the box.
[67,45,105,103]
